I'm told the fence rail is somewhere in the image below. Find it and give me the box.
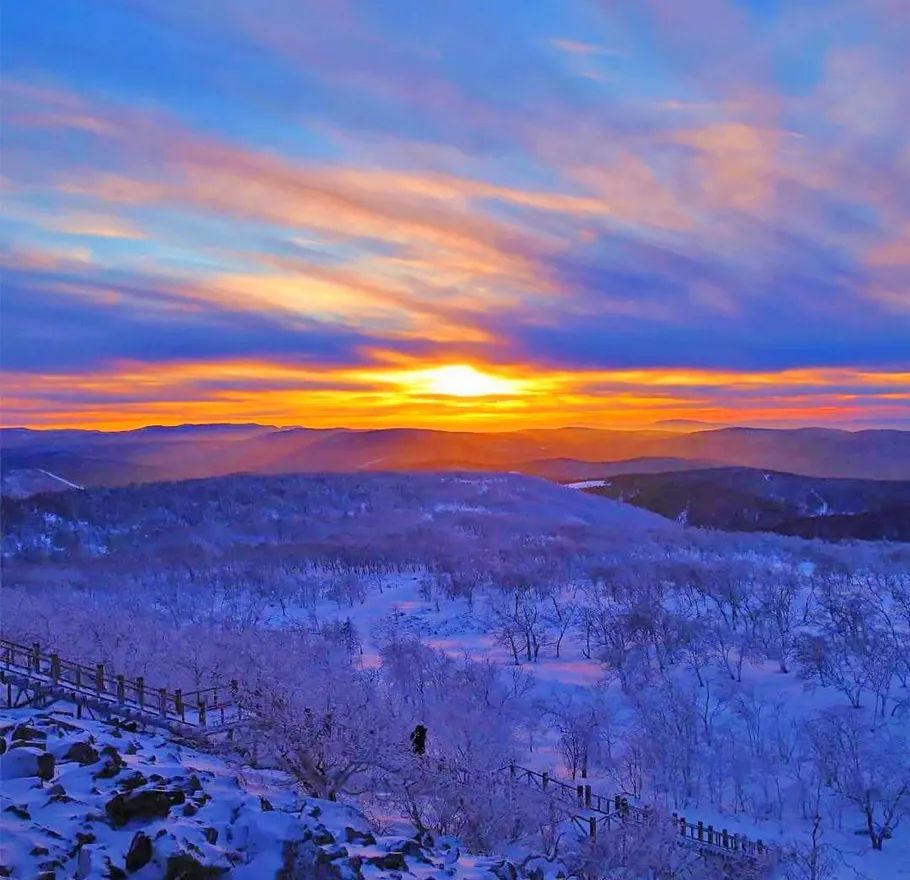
[503,760,769,861]
[0,638,238,729]
[0,637,771,863]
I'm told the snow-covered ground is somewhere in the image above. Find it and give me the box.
[261,571,910,879]
[3,473,909,879]
[0,707,526,880]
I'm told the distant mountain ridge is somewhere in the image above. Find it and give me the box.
[583,466,910,541]
[2,424,909,492]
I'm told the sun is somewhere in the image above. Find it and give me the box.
[411,364,526,398]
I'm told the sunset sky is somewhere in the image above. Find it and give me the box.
[3,1,909,431]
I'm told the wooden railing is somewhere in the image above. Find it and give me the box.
[504,761,769,860]
[0,638,237,729]
[0,637,772,861]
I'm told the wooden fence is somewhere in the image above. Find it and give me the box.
[0,638,771,863]
[0,638,237,729]
[503,761,769,861]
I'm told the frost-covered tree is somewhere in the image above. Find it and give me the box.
[809,710,910,851]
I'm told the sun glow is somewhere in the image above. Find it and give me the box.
[404,364,528,398]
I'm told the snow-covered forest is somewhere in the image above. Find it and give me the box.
[3,472,909,879]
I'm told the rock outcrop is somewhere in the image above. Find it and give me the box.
[0,708,522,880]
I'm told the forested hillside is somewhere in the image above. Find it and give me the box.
[3,473,909,878]
[583,467,910,541]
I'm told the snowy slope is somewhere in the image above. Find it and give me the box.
[0,708,521,880]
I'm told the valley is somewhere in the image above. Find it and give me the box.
[2,471,909,879]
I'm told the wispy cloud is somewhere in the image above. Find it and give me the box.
[2,0,909,428]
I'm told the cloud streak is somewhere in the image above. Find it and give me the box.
[2,0,909,429]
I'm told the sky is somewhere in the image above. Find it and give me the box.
[2,0,909,431]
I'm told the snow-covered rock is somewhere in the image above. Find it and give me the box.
[0,707,519,880]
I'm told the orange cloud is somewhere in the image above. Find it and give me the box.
[671,122,784,212]
[4,358,907,432]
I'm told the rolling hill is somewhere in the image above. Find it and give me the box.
[2,424,909,493]
[582,466,910,541]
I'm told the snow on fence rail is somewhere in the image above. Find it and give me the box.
[1,638,772,863]
[0,638,237,729]
[503,760,770,861]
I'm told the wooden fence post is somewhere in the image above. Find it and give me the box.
[680,816,687,837]
[116,675,126,703]
[96,664,105,693]
[697,820,704,842]
[588,817,596,840]
[50,654,60,683]
[136,676,145,708]
[585,785,592,807]
[175,689,184,721]
[542,771,549,790]
[198,699,206,727]
[722,828,729,849]
[576,785,584,806]
[158,687,167,717]
[707,825,714,845]
[31,642,41,672]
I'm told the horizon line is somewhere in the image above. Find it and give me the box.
[3,421,909,435]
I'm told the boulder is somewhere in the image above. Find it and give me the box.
[4,804,30,820]
[37,752,55,781]
[392,839,428,860]
[106,789,186,828]
[311,826,334,846]
[277,838,348,880]
[185,774,203,794]
[343,827,376,845]
[12,723,47,743]
[368,852,407,871]
[125,831,153,872]
[65,741,100,765]
[163,853,226,879]
[322,845,349,861]
[119,771,148,792]
[95,745,125,779]
[490,861,518,880]
[1,747,53,780]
